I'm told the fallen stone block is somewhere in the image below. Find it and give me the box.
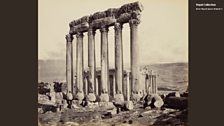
[124,101,134,110]
[167,92,181,98]
[64,121,79,126]
[99,102,115,110]
[152,94,164,108]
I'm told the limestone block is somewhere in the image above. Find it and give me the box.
[86,93,96,102]
[124,101,134,110]
[99,102,115,110]
[99,93,109,102]
[114,94,125,105]
[76,92,84,101]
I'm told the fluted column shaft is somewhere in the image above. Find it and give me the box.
[76,32,84,94]
[66,34,73,93]
[88,29,96,93]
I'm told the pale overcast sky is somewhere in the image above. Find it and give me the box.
[38,0,188,68]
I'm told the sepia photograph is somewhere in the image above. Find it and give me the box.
[38,0,188,125]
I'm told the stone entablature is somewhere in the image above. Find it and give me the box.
[69,1,143,35]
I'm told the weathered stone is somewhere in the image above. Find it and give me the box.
[76,92,84,101]
[38,94,50,103]
[152,94,164,108]
[70,15,89,26]
[64,121,79,126]
[86,101,99,109]
[66,92,73,100]
[76,32,84,96]
[86,93,96,102]
[131,93,142,102]
[91,17,116,29]
[107,107,117,115]
[99,93,109,102]
[114,94,125,105]
[167,92,181,98]
[70,22,89,34]
[99,102,115,110]
[38,108,44,113]
[65,34,73,93]
[145,106,151,110]
[140,110,151,117]
[71,104,80,109]
[61,99,68,109]
[124,101,134,110]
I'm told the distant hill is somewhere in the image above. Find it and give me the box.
[38,60,188,92]
[38,60,66,83]
[140,63,188,92]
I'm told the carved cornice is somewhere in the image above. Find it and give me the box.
[69,1,143,33]
[65,34,73,42]
[91,17,116,29]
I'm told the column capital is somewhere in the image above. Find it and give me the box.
[114,22,123,31]
[87,28,96,36]
[99,26,109,33]
[129,19,140,27]
[65,34,73,42]
[76,32,84,38]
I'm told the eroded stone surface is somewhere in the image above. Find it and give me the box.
[86,93,96,102]
[99,93,109,102]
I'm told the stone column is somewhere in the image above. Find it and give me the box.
[149,74,153,94]
[114,22,124,101]
[99,26,109,102]
[113,73,116,97]
[126,72,130,101]
[129,19,142,101]
[145,74,148,94]
[65,34,73,93]
[95,76,99,96]
[152,75,157,94]
[76,32,84,101]
[84,76,88,95]
[87,28,96,99]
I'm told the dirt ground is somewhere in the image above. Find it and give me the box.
[38,103,188,126]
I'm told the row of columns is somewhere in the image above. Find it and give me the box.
[66,19,141,101]
[145,74,157,94]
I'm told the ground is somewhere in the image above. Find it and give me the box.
[38,102,188,126]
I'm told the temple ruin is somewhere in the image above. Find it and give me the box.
[65,1,157,102]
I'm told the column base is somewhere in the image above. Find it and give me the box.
[86,93,96,102]
[124,101,134,110]
[99,93,109,102]
[76,92,85,101]
[114,94,124,105]
[131,91,143,102]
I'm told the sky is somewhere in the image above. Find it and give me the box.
[38,0,188,69]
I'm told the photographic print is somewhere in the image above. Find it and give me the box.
[38,0,188,125]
